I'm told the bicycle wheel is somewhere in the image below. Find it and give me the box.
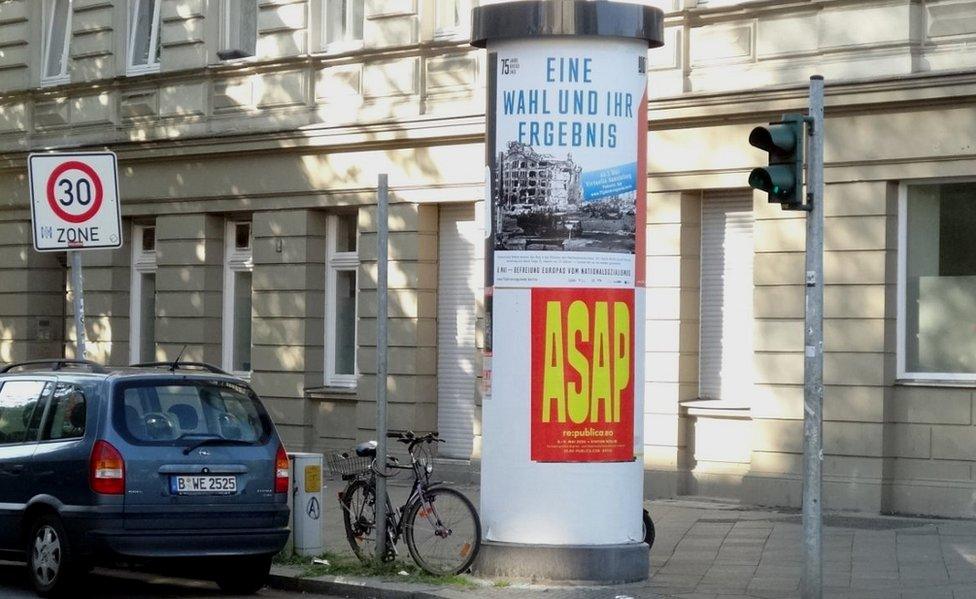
[341,480,377,563]
[404,487,481,576]
[642,508,655,548]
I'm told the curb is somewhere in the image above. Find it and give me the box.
[267,573,448,599]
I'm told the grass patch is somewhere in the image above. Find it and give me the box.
[275,551,476,589]
[493,579,511,588]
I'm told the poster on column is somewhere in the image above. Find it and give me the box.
[490,38,647,289]
[530,287,635,462]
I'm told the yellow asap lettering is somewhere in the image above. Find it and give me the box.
[540,299,631,424]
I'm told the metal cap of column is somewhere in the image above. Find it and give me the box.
[471,0,666,49]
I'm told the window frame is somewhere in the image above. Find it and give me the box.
[129,223,158,365]
[126,0,162,76]
[324,214,359,388]
[433,0,471,41]
[321,0,365,55]
[222,221,254,378]
[218,0,258,61]
[896,179,976,384]
[41,0,73,86]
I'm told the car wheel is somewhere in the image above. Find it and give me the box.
[214,555,273,595]
[28,514,80,598]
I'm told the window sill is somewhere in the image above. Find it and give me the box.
[40,76,70,88]
[126,64,161,77]
[317,41,365,57]
[305,386,358,401]
[896,379,976,389]
[231,371,252,382]
[680,398,751,418]
[432,30,469,43]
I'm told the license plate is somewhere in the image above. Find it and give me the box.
[170,475,237,495]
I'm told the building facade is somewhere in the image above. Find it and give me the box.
[2,0,976,518]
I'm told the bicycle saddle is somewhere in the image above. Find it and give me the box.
[355,440,377,457]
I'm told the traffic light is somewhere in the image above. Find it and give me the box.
[748,114,806,210]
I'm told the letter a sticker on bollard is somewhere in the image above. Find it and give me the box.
[27,152,123,252]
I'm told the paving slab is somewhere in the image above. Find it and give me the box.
[268,481,976,599]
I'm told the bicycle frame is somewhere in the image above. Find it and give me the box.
[339,440,445,553]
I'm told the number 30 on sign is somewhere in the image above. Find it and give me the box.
[27,152,123,252]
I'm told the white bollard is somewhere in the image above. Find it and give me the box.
[289,452,324,557]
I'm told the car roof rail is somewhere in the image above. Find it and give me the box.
[0,359,107,374]
[129,361,231,376]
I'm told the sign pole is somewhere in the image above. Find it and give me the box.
[374,174,390,563]
[802,75,825,599]
[69,250,88,359]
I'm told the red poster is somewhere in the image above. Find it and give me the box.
[531,288,635,462]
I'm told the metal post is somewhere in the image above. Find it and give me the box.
[69,251,88,359]
[802,75,825,599]
[374,174,390,563]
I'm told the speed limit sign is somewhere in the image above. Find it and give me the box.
[28,152,122,252]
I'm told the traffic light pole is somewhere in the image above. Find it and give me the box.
[375,174,390,563]
[802,75,825,599]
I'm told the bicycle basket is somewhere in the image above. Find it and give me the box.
[326,451,373,479]
[413,440,439,473]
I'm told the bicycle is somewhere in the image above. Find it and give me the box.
[328,430,482,576]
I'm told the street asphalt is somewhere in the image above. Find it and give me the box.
[0,560,329,598]
[6,483,976,598]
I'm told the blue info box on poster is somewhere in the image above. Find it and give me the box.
[581,162,638,202]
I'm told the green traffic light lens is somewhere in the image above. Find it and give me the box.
[749,169,771,192]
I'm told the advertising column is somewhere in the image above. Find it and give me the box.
[471,1,665,583]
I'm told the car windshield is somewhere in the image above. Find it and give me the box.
[116,381,270,444]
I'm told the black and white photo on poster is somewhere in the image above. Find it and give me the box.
[493,140,636,255]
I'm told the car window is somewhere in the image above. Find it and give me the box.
[0,380,48,445]
[118,381,270,444]
[42,383,87,441]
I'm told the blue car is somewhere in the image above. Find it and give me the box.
[0,359,291,597]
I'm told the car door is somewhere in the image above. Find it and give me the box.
[0,379,50,550]
[31,382,93,521]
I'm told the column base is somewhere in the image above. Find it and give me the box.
[473,541,648,583]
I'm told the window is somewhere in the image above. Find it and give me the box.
[127,0,161,74]
[898,182,976,381]
[42,384,86,441]
[0,381,48,445]
[325,213,359,387]
[218,0,257,60]
[434,0,470,39]
[223,221,253,375]
[699,194,754,402]
[41,0,73,85]
[117,381,270,444]
[130,224,158,364]
[324,0,364,52]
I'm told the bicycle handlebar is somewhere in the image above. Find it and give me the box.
[387,430,444,444]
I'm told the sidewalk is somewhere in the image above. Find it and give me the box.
[272,479,976,599]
